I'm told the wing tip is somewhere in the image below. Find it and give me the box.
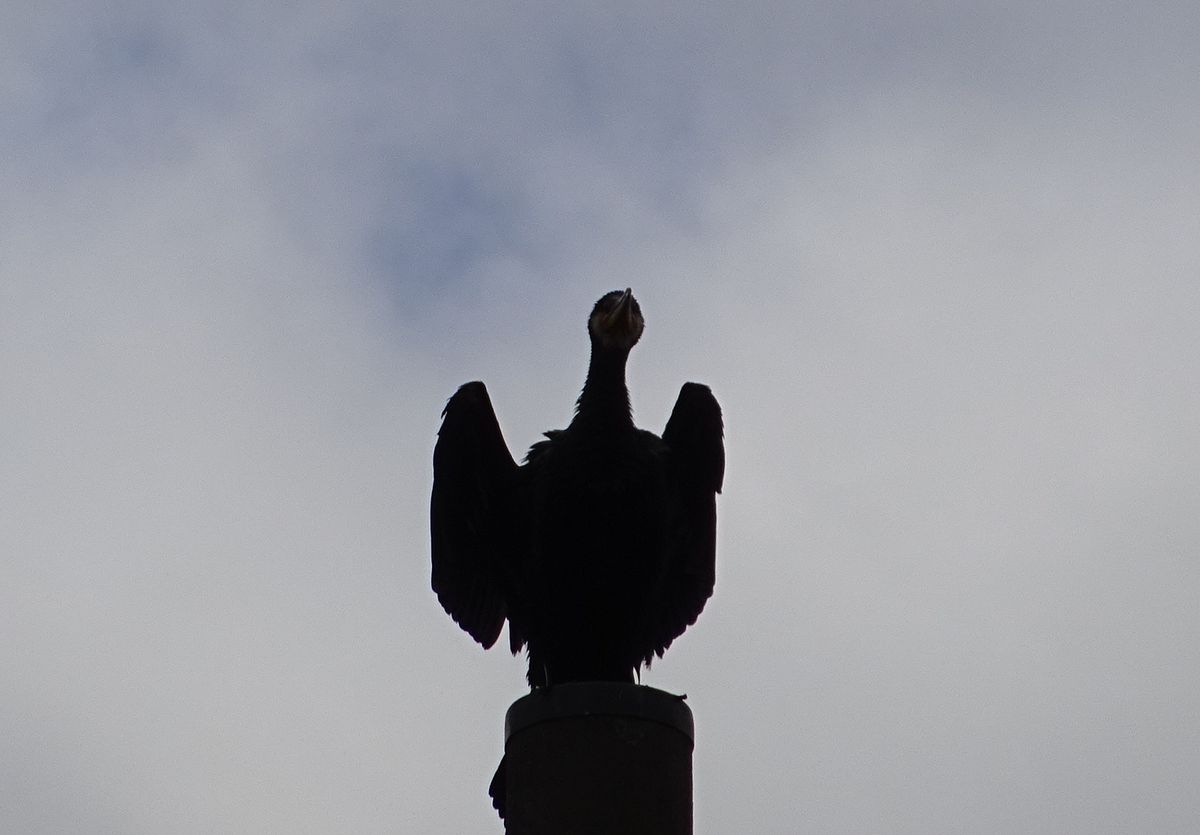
[664,382,725,493]
[441,380,488,417]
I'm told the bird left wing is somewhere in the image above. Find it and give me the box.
[430,381,520,649]
[646,382,725,661]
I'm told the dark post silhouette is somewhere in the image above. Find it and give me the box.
[495,682,694,834]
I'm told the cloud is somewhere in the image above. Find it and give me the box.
[3,2,1199,832]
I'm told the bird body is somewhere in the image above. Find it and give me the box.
[520,425,669,684]
[431,290,723,687]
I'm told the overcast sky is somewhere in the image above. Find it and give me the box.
[4,3,1199,833]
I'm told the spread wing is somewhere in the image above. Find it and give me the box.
[430,381,520,649]
[646,382,725,660]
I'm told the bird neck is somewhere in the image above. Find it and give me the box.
[572,347,633,431]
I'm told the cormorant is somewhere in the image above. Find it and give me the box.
[430,289,724,687]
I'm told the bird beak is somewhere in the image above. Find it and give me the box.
[614,288,634,328]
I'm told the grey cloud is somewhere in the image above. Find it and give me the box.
[3,2,1199,833]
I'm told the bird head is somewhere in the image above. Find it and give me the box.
[587,288,644,353]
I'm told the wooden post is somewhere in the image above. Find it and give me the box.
[496,682,694,834]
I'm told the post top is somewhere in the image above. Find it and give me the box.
[504,682,694,743]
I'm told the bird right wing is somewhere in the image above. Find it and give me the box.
[430,381,519,649]
[647,382,725,660]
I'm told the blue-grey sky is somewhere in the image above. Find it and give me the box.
[4,3,1199,833]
